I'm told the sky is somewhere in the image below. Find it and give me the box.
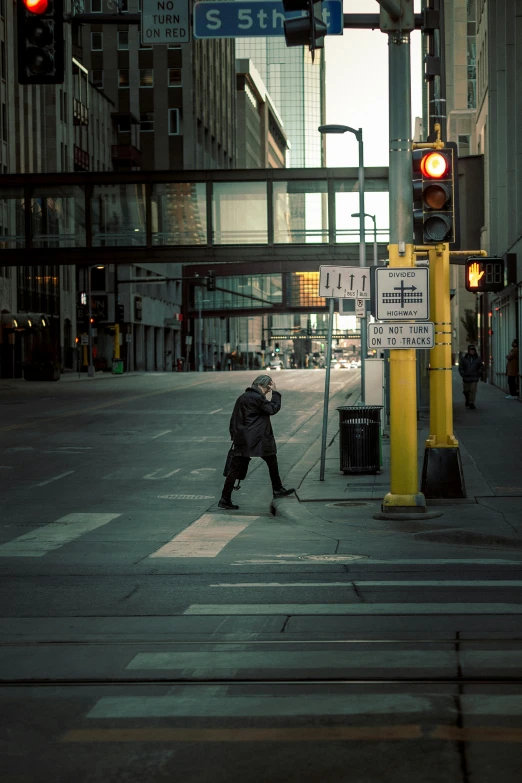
[323,0,423,238]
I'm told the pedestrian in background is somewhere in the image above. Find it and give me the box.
[459,345,484,410]
[219,374,295,510]
[506,339,519,399]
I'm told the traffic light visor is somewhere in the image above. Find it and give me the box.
[23,0,49,14]
[420,151,449,179]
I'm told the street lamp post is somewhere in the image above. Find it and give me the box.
[87,264,105,378]
[319,124,367,403]
[198,298,210,372]
[352,212,378,266]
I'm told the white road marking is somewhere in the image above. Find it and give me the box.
[210,408,223,414]
[184,603,522,616]
[212,581,522,588]
[149,513,257,558]
[158,494,215,501]
[190,468,216,475]
[150,430,172,439]
[126,651,453,671]
[86,693,436,719]
[36,470,75,487]
[233,558,522,565]
[0,513,121,557]
[143,468,181,479]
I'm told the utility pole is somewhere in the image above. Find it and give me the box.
[379,0,427,513]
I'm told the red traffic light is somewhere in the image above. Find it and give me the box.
[23,0,49,14]
[420,151,449,179]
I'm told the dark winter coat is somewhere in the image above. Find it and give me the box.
[229,387,282,457]
[506,346,519,377]
[459,353,484,383]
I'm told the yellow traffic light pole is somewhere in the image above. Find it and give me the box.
[382,242,427,512]
[419,246,487,497]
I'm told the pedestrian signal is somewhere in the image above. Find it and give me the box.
[17,0,64,84]
[465,257,504,293]
[412,143,459,246]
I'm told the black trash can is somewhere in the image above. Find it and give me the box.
[336,406,382,474]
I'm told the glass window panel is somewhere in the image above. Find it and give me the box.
[213,182,267,244]
[118,31,129,50]
[287,272,326,309]
[91,184,146,246]
[91,32,103,50]
[151,182,207,246]
[274,180,328,243]
[139,69,153,87]
[334,190,389,250]
[31,186,86,248]
[0,188,25,249]
[194,274,283,311]
[118,69,129,88]
[168,68,182,86]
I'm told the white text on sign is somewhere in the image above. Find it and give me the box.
[368,322,435,350]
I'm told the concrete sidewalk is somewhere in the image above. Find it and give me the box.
[275,370,522,551]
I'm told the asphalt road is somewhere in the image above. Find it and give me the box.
[1,370,521,783]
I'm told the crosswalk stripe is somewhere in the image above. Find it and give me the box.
[61,726,421,743]
[184,603,522,615]
[125,650,454,671]
[212,581,522,588]
[0,513,121,557]
[85,693,434,719]
[58,726,522,743]
[149,513,258,558]
[84,693,522,720]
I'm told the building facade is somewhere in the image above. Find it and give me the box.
[0,0,114,379]
[443,0,521,395]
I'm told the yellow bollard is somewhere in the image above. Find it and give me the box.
[382,243,427,512]
[114,324,120,360]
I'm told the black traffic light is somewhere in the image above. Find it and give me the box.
[412,143,459,245]
[116,303,125,323]
[282,0,327,56]
[17,0,64,85]
[275,343,280,353]
[465,257,504,293]
[207,271,216,292]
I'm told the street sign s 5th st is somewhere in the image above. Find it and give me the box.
[193,0,342,38]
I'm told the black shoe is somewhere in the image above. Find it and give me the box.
[465,402,470,408]
[469,403,476,410]
[218,498,239,510]
[273,487,296,499]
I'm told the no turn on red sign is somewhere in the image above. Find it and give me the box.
[141,0,190,44]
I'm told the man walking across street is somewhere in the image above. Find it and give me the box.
[219,374,295,510]
[505,339,519,399]
[459,344,484,410]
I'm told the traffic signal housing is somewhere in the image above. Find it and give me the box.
[207,271,216,292]
[282,0,327,56]
[275,343,280,353]
[465,257,504,293]
[412,143,459,246]
[17,0,64,85]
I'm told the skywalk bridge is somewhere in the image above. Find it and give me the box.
[0,167,389,319]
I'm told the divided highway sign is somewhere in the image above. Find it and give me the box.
[374,267,429,321]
